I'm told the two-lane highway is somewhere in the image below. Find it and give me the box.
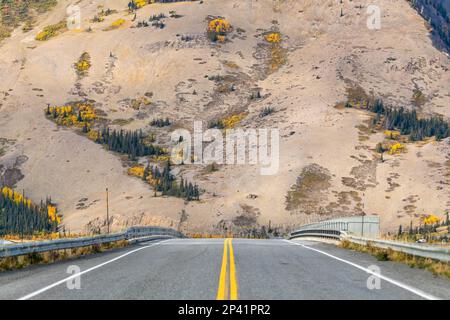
[0,238,449,300]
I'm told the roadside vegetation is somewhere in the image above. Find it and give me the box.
[340,239,450,279]
[0,240,129,272]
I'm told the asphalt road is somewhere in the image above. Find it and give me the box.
[0,238,449,300]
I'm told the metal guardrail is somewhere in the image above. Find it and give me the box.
[0,226,183,258]
[126,226,184,239]
[289,217,450,262]
[346,235,450,263]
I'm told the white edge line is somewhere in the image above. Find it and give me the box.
[284,239,441,300]
[18,239,172,300]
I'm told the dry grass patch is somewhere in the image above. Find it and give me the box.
[412,88,427,107]
[286,164,332,213]
[0,0,57,41]
[111,118,134,126]
[75,52,91,78]
[345,85,373,109]
[222,60,240,69]
[268,44,287,73]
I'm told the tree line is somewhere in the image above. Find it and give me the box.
[97,128,165,161]
[366,99,449,141]
[397,212,450,243]
[0,190,58,236]
[411,0,450,51]
[143,162,200,201]
[150,117,171,127]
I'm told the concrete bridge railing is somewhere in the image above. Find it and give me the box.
[289,216,450,262]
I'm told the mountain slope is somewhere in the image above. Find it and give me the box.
[0,0,448,235]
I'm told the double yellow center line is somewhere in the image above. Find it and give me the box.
[216,238,238,300]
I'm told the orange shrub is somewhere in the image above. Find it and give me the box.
[423,214,440,225]
[1,187,31,207]
[265,32,281,43]
[207,18,231,42]
[388,142,405,155]
[127,166,145,178]
[111,18,125,28]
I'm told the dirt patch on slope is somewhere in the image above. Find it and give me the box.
[285,164,332,214]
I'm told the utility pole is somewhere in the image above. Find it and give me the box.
[361,214,365,237]
[361,192,365,237]
[106,187,110,234]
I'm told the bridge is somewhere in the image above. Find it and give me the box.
[0,218,449,300]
